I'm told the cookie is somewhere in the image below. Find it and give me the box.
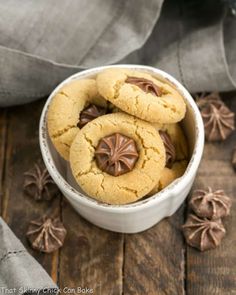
[147,123,188,196]
[148,160,188,195]
[47,79,108,160]
[96,68,186,123]
[69,113,166,205]
[153,123,189,161]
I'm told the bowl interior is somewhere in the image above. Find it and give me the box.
[40,65,204,209]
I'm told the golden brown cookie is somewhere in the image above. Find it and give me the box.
[47,79,108,160]
[153,123,189,161]
[147,123,188,196]
[69,113,166,205]
[148,160,188,195]
[96,68,186,123]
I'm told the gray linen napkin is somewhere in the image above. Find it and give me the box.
[0,218,58,295]
[155,0,236,92]
[0,0,236,107]
[121,0,236,92]
[0,0,163,107]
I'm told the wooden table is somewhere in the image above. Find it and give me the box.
[0,94,235,295]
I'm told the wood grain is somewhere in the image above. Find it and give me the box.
[0,92,235,294]
[59,199,124,294]
[124,205,186,295]
[186,96,236,295]
[2,100,60,282]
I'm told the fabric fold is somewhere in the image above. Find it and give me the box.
[0,0,235,107]
[0,0,164,107]
[0,218,58,295]
[152,0,236,92]
[223,12,236,89]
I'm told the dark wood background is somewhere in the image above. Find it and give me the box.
[0,93,235,295]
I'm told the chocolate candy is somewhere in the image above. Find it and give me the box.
[26,216,67,253]
[189,188,232,219]
[126,76,162,96]
[198,96,235,141]
[24,163,60,201]
[182,214,226,251]
[78,104,107,128]
[159,131,176,168]
[95,133,139,176]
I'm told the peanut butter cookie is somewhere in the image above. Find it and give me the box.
[154,123,189,161]
[147,123,188,195]
[69,113,166,204]
[148,160,188,196]
[96,68,186,123]
[47,79,108,160]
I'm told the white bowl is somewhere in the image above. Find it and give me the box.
[39,65,204,233]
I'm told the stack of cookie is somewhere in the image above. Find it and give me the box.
[47,68,189,204]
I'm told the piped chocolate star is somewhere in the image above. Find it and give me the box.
[95,133,139,176]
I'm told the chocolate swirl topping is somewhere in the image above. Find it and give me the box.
[126,76,162,96]
[182,214,226,251]
[26,216,67,253]
[159,131,176,168]
[78,104,107,128]
[201,100,235,141]
[95,133,139,176]
[189,187,232,220]
[23,163,60,201]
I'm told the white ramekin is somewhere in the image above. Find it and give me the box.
[39,65,204,233]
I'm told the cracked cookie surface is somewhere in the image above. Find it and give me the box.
[47,79,107,160]
[69,113,166,205]
[96,68,186,123]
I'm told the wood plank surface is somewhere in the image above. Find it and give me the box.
[1,100,60,282]
[186,96,236,295]
[0,92,235,294]
[123,206,185,295]
[59,199,124,294]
